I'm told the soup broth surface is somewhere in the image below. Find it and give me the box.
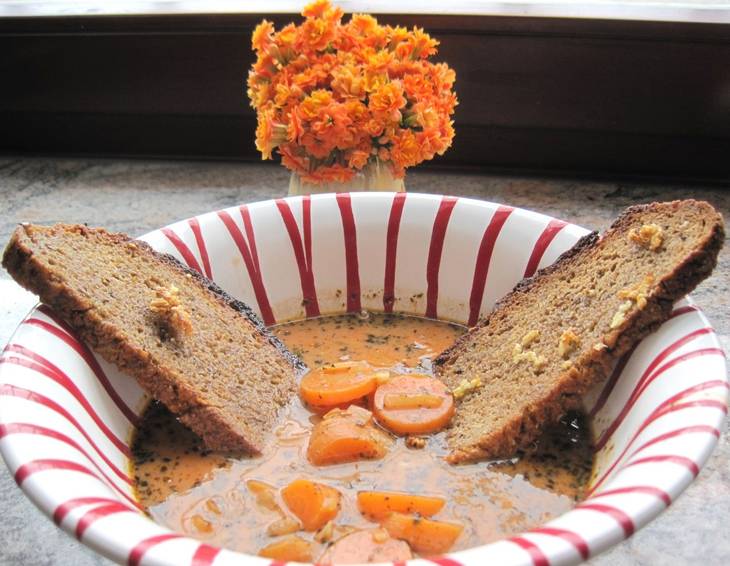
[133,313,593,559]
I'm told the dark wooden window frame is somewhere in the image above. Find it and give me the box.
[2,5,730,183]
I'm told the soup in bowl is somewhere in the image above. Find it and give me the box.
[0,192,726,565]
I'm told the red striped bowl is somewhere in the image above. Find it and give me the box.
[1,193,727,565]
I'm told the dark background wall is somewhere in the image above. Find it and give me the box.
[2,12,729,183]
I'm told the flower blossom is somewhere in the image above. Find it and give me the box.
[247,0,457,184]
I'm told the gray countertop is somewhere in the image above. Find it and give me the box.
[0,157,727,565]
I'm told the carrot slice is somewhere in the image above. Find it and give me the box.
[307,406,392,466]
[281,479,341,531]
[381,513,463,555]
[357,491,445,521]
[305,395,369,414]
[372,375,454,435]
[300,361,379,407]
[319,528,412,564]
[258,535,314,562]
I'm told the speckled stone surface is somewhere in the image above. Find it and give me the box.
[0,157,727,566]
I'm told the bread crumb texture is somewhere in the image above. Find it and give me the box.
[558,329,580,359]
[618,274,655,309]
[436,200,724,462]
[521,330,540,347]
[610,274,655,329]
[1,223,301,454]
[628,223,664,250]
[149,284,193,337]
[609,300,633,329]
[513,331,547,372]
[452,378,482,400]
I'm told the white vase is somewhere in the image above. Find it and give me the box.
[288,159,405,196]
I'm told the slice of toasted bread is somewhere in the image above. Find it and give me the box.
[2,224,304,454]
[435,200,724,464]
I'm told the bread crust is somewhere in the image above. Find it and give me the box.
[2,224,304,454]
[435,200,725,464]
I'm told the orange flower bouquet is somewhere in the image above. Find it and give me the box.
[247,0,457,193]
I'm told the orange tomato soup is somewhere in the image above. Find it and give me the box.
[132,313,593,561]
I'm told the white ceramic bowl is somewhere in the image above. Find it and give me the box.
[0,193,726,566]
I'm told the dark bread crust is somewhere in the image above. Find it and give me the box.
[2,224,304,454]
[435,200,724,463]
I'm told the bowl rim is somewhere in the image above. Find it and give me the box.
[0,192,727,566]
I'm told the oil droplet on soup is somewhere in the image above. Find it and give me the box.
[132,313,593,559]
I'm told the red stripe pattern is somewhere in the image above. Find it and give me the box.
[161,227,204,275]
[467,205,513,326]
[0,195,726,566]
[590,324,712,419]
[35,306,141,426]
[589,380,728,495]
[128,534,183,566]
[576,503,635,536]
[15,458,103,485]
[218,207,275,325]
[627,424,720,460]
[508,536,550,566]
[191,544,221,566]
[0,385,140,507]
[593,346,723,453]
[1,355,131,456]
[523,218,568,278]
[529,527,590,560]
[76,501,135,539]
[591,485,672,506]
[0,422,131,486]
[54,496,131,525]
[622,455,700,476]
[426,196,458,319]
[384,192,407,313]
[427,558,465,566]
[276,197,320,318]
[336,193,362,313]
[162,220,213,280]
[189,217,213,279]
